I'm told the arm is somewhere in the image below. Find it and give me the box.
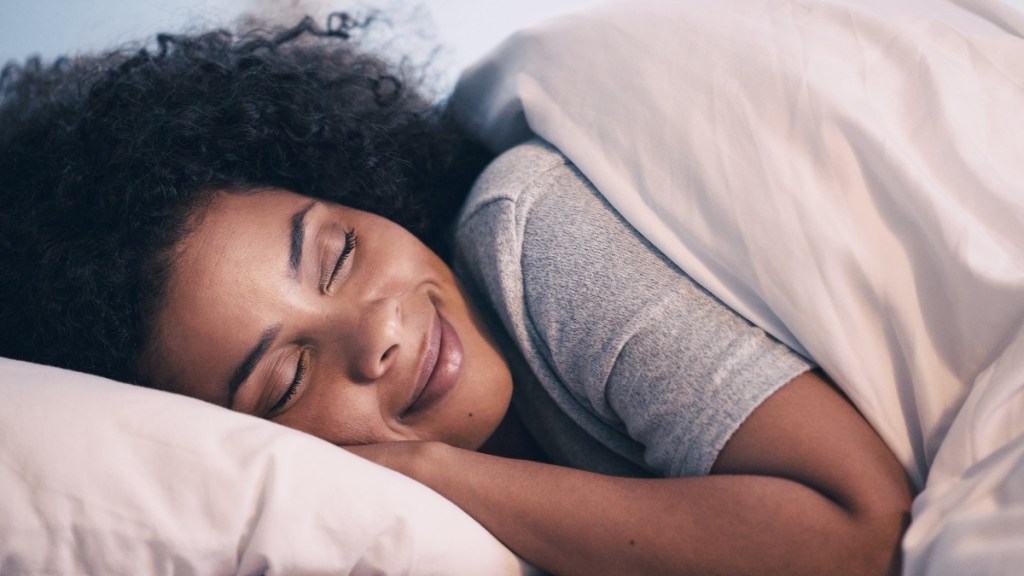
[353,372,913,576]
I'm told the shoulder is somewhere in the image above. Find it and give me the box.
[453,138,605,331]
[456,138,571,227]
[453,140,814,477]
[454,136,694,341]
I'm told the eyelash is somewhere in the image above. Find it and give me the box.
[268,350,308,418]
[325,229,357,291]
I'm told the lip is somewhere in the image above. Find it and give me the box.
[403,310,463,418]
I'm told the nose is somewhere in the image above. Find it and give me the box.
[346,296,402,383]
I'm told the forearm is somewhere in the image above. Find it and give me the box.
[353,373,911,575]
[388,443,904,576]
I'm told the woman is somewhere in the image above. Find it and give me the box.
[0,14,913,576]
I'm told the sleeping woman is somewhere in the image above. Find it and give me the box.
[0,13,913,576]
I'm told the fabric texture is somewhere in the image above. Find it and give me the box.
[448,0,1024,572]
[0,356,537,575]
[455,139,810,478]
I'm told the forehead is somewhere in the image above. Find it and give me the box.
[187,189,307,243]
[145,189,305,399]
[170,190,303,320]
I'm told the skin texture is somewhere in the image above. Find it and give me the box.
[150,187,914,575]
[353,372,915,576]
[146,188,513,450]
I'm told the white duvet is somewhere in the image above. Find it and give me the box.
[450,0,1024,572]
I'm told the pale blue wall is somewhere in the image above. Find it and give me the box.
[0,0,607,94]
[0,0,253,61]
[3,0,1023,93]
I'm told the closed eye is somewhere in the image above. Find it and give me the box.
[266,349,308,418]
[325,229,357,293]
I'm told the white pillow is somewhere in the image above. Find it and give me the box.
[0,356,535,575]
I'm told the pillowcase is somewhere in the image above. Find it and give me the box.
[0,356,535,575]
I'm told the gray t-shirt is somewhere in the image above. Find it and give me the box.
[454,140,810,478]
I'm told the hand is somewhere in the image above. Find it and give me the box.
[345,440,449,482]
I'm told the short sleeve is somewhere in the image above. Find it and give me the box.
[517,145,811,476]
[456,140,812,477]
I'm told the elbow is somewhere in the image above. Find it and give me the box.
[842,485,914,576]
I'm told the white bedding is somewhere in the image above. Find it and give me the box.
[450,0,1024,572]
[4,1,1022,572]
[0,357,536,575]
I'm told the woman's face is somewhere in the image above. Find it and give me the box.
[146,188,513,450]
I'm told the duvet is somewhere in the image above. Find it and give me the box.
[450,0,1024,572]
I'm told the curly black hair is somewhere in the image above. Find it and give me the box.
[0,14,491,384]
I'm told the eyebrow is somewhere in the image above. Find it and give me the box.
[227,323,282,409]
[226,200,315,409]
[289,201,317,277]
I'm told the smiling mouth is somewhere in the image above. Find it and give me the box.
[403,309,463,418]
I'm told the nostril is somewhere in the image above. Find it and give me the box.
[380,343,398,365]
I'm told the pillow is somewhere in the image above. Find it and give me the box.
[0,356,536,575]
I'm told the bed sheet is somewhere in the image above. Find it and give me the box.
[450,0,1024,572]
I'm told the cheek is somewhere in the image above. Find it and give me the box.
[275,388,395,446]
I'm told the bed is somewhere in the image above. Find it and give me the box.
[3,0,1023,573]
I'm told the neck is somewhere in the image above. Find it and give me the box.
[479,405,550,463]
